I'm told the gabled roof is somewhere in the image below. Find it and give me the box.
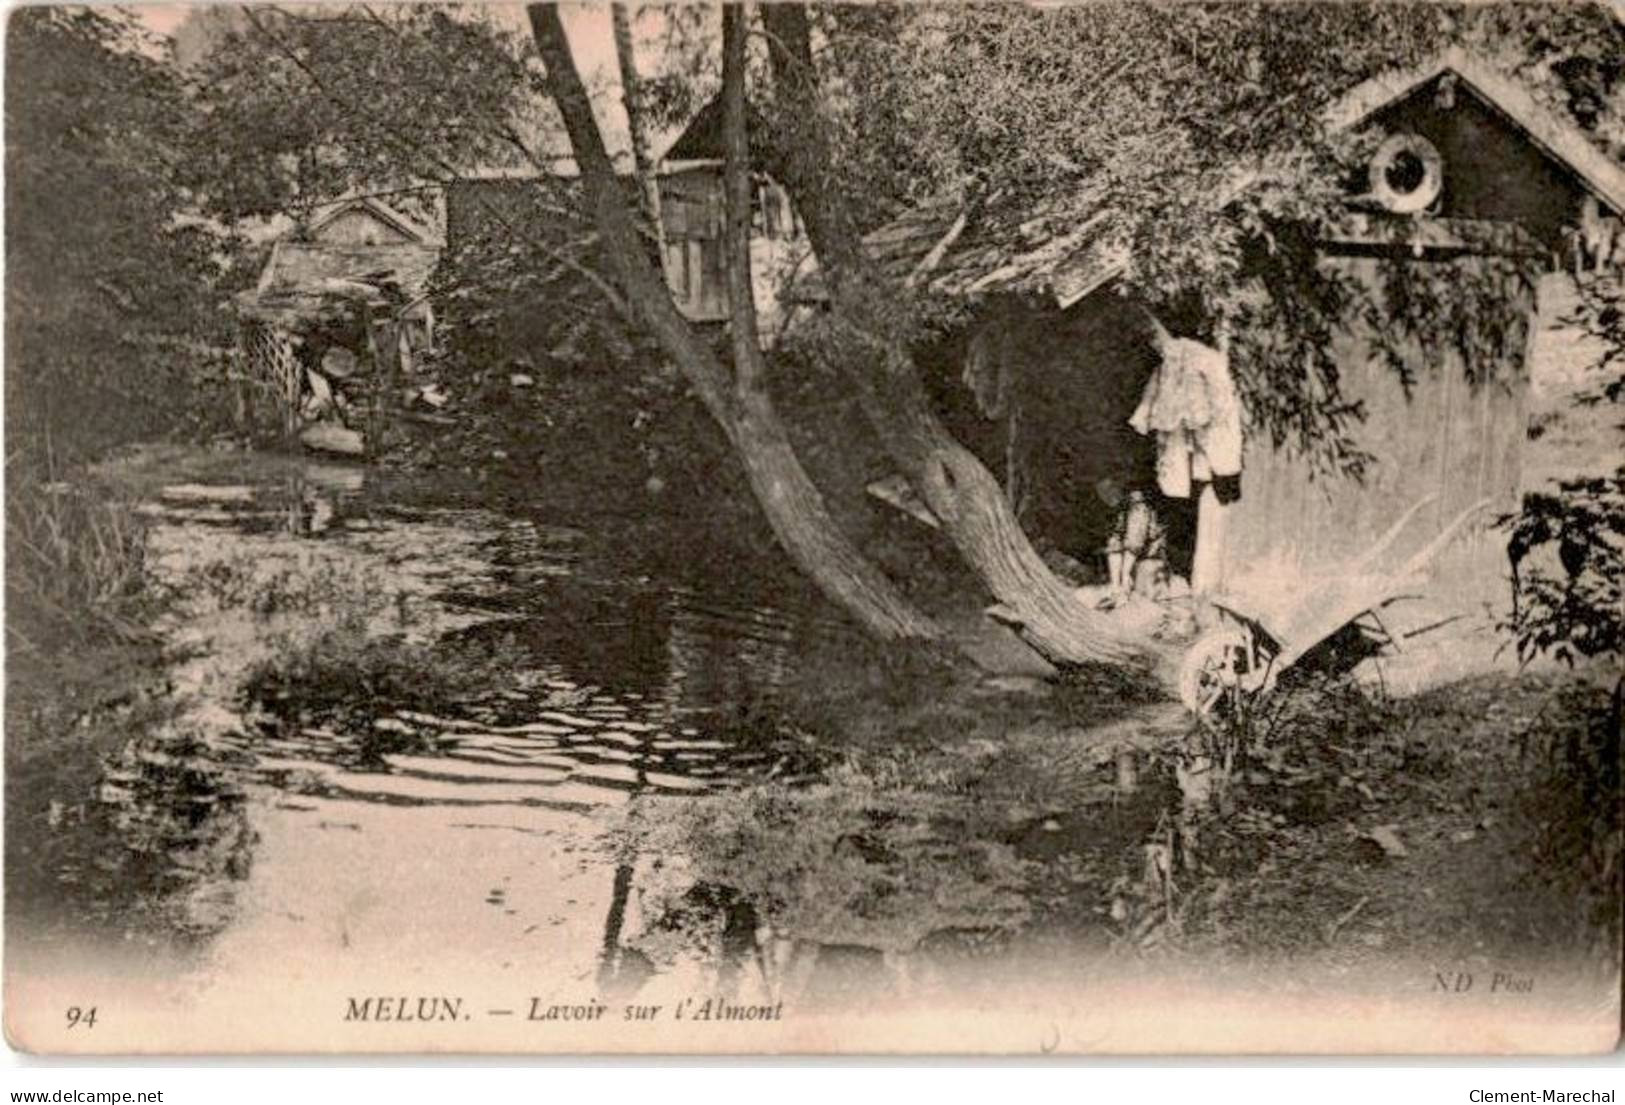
[659,95,771,164]
[862,48,1624,311]
[1327,46,1625,214]
[307,194,443,247]
[241,238,440,326]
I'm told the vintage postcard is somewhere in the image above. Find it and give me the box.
[5,0,1622,1055]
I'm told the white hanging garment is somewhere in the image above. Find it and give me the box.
[1154,429,1193,498]
[1130,335,1242,497]
[1184,339,1242,479]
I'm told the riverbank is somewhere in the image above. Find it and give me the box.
[612,654,1619,997]
[4,467,181,950]
[6,440,1618,1033]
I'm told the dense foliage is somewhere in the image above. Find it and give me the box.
[168,4,1624,468]
[178,5,538,225]
[5,8,241,463]
[763,3,1617,472]
[1499,269,1625,668]
[180,6,671,397]
[1504,467,1625,666]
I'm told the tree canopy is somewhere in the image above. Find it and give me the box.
[5,7,240,460]
[716,3,1616,480]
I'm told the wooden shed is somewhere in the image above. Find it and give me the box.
[449,96,812,339]
[862,48,1625,611]
[657,96,810,328]
[236,195,442,444]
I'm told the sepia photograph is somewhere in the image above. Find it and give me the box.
[3,0,1622,1056]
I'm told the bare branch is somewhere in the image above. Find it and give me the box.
[237,5,631,320]
[527,1,734,420]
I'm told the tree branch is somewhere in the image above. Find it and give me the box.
[239,4,632,321]
[526,2,736,422]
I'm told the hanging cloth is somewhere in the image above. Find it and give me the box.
[1129,336,1243,498]
[963,324,1009,419]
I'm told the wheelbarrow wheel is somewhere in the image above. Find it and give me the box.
[1177,628,1266,721]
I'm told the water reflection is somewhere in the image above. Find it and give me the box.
[116,458,841,1006]
[96,732,258,939]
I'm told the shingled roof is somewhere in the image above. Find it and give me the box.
[859,187,1130,308]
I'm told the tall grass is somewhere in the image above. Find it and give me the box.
[5,459,154,657]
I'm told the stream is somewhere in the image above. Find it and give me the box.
[13,452,899,1046]
[10,449,1615,1053]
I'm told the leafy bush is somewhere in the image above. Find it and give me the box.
[239,621,522,725]
[1503,468,1625,667]
[1500,272,1625,668]
[7,9,243,462]
[1565,273,1624,407]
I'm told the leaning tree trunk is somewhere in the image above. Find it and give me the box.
[718,5,940,640]
[528,3,937,643]
[870,334,1151,668]
[727,402,939,639]
[758,3,1154,670]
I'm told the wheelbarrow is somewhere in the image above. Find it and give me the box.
[1176,497,1490,721]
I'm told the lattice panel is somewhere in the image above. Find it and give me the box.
[241,321,302,433]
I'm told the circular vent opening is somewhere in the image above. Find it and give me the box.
[1368,133,1443,214]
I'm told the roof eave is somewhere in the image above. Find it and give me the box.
[307,195,443,247]
[1327,46,1625,213]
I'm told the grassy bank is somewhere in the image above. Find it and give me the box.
[613,665,1621,992]
[4,464,182,941]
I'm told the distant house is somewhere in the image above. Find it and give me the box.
[447,97,811,337]
[855,48,1625,610]
[236,194,443,439]
[655,95,810,328]
[246,194,441,353]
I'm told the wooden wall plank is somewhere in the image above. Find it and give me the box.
[1219,256,1530,608]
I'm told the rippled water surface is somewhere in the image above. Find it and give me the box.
[12,452,1618,1055]
[15,456,859,1039]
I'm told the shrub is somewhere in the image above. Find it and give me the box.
[5,463,155,657]
[239,621,525,728]
[1502,468,1625,667]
